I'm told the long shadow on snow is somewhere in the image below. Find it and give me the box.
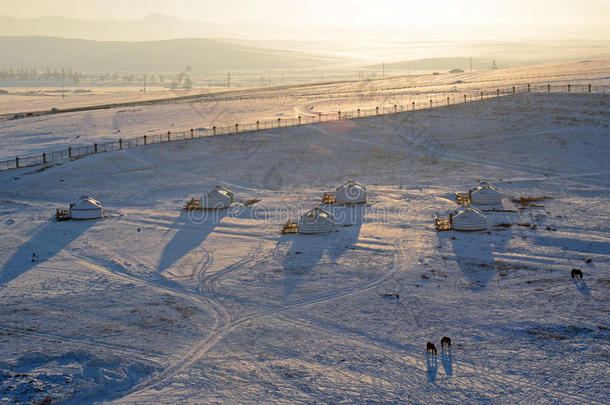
[572,278,591,296]
[436,209,513,291]
[441,347,453,376]
[0,219,94,288]
[157,209,226,272]
[426,352,438,383]
[278,204,364,303]
[532,235,610,255]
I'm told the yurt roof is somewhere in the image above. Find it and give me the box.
[452,206,484,216]
[73,196,102,208]
[336,180,366,192]
[301,206,335,221]
[470,181,499,193]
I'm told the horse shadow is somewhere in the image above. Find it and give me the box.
[157,209,226,273]
[572,278,591,296]
[0,219,94,288]
[441,347,453,376]
[426,352,438,383]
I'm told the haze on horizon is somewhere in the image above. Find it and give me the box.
[1,0,609,41]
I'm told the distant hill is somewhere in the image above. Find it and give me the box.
[0,14,231,41]
[369,57,494,72]
[0,36,338,72]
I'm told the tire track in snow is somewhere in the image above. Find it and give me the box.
[112,242,265,401]
[116,240,405,402]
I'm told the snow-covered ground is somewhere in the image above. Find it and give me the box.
[0,90,609,403]
[1,58,609,161]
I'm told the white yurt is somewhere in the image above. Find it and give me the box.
[298,207,337,234]
[201,185,234,209]
[469,182,502,205]
[335,180,367,204]
[450,206,487,231]
[70,196,103,219]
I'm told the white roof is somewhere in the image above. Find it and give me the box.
[470,181,499,193]
[73,196,102,209]
[301,206,335,221]
[336,180,366,192]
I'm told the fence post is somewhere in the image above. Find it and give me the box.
[464,94,467,103]
[568,84,571,93]
[480,91,483,100]
[190,128,194,139]
[357,108,360,117]
[298,116,301,125]
[318,113,321,123]
[167,131,171,142]
[496,89,500,97]
[278,118,281,127]
[394,104,397,113]
[447,97,450,105]
[412,101,415,110]
[588,84,592,93]
[213,126,216,136]
[235,123,239,133]
[376,106,379,115]
[547,84,551,92]
[68,147,72,158]
[429,100,433,108]
[15,156,19,168]
[338,111,341,119]
[512,86,515,94]
[144,135,147,145]
[119,138,123,149]
[256,121,260,130]
[42,152,46,164]
[94,143,98,153]
[528,84,531,92]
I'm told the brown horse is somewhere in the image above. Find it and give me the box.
[571,269,583,279]
[441,336,451,349]
[426,342,437,355]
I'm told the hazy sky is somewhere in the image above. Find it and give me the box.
[1,0,609,27]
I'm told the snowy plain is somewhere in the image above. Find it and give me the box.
[1,58,609,161]
[0,69,609,403]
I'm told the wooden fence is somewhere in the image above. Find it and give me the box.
[0,83,608,172]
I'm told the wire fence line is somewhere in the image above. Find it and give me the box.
[0,83,608,172]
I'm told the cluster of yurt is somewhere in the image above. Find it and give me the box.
[469,182,502,205]
[201,185,234,209]
[297,206,337,234]
[334,180,367,205]
[440,181,503,231]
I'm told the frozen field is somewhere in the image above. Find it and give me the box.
[0,91,609,403]
[1,58,609,161]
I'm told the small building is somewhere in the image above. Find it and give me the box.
[450,206,487,231]
[201,185,234,209]
[335,180,367,204]
[298,207,336,234]
[70,196,103,219]
[470,182,502,205]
